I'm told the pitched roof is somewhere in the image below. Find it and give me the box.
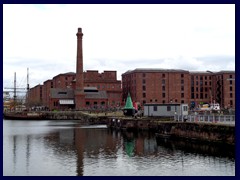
[84,91,108,99]
[50,88,74,99]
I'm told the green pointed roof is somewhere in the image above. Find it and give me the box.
[124,93,134,109]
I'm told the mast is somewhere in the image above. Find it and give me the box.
[4,72,27,111]
[27,68,29,91]
[13,72,17,111]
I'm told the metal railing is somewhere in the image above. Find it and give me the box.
[175,115,235,126]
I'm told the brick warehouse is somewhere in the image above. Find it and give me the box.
[27,28,122,110]
[27,27,235,111]
[122,69,235,110]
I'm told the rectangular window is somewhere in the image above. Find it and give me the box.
[181,80,184,84]
[162,74,165,78]
[230,93,233,98]
[153,106,157,111]
[200,93,203,99]
[205,94,208,98]
[58,92,67,94]
[191,87,194,93]
[183,106,188,111]
[143,93,146,98]
[181,86,184,91]
[230,80,232,85]
[162,86,165,91]
[181,93,184,98]
[142,73,146,77]
[191,93,194,99]
[162,79,165,85]
[143,86,146,91]
[162,93,165,98]
[230,87,232,91]
[167,106,171,111]
[181,74,184,78]
[191,81,194,86]
[142,79,146,84]
[205,81,207,85]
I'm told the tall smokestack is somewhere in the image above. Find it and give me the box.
[76,27,84,89]
[75,27,85,110]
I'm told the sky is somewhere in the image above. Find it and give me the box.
[3,4,235,93]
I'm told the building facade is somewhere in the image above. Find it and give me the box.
[122,68,235,110]
[27,28,122,110]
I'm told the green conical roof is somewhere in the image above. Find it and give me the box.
[124,93,134,109]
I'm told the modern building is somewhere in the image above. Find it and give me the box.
[122,68,235,110]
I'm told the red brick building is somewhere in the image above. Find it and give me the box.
[27,84,43,106]
[122,68,235,110]
[27,28,122,110]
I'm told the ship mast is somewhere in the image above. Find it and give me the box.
[27,68,29,91]
[4,71,27,111]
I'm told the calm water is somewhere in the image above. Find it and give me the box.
[3,120,235,176]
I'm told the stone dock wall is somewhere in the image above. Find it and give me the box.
[107,118,235,145]
[43,111,234,145]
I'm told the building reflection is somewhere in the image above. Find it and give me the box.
[7,124,234,176]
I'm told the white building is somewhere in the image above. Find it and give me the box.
[144,103,188,117]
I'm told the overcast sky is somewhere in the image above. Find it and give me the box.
[3,4,235,92]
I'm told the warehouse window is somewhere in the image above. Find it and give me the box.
[142,86,146,91]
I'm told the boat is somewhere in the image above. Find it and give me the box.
[3,69,46,120]
[3,111,46,120]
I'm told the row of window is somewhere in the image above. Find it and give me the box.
[143,73,185,78]
[191,76,212,81]
[191,87,211,93]
[191,81,212,86]
[86,84,121,90]
[153,105,186,112]
[142,85,185,91]
[142,79,185,85]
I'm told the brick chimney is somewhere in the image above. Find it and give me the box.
[75,27,85,109]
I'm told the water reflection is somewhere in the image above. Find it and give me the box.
[3,120,235,176]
